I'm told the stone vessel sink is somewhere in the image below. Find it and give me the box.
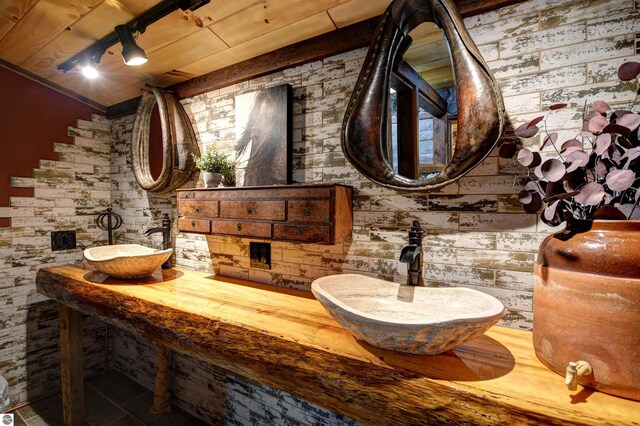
[84,244,173,279]
[311,274,505,355]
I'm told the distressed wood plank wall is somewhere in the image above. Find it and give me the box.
[0,116,115,408]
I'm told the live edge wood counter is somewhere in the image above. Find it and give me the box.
[36,265,639,426]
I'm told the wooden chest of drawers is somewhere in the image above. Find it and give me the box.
[177,184,353,245]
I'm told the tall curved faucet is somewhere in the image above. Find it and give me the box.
[399,221,425,286]
[144,213,172,269]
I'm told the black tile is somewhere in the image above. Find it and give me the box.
[24,405,64,426]
[24,388,125,426]
[121,392,206,426]
[107,414,144,426]
[17,394,61,421]
[17,373,204,426]
[85,387,127,426]
[88,372,147,405]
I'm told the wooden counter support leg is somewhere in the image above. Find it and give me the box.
[149,342,171,415]
[59,304,85,426]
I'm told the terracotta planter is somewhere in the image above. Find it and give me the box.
[534,220,640,400]
[203,172,222,188]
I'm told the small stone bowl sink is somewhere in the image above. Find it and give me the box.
[311,274,505,355]
[84,244,173,279]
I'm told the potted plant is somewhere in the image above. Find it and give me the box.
[192,150,233,188]
[498,61,640,400]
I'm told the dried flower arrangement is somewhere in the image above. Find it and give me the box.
[499,62,640,227]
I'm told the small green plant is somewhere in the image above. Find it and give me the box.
[192,150,232,174]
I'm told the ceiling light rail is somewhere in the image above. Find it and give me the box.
[58,0,210,73]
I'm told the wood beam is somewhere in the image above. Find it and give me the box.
[106,0,527,119]
[457,0,526,17]
[59,304,85,426]
[396,61,447,118]
[395,80,420,180]
[105,96,140,120]
[106,17,379,119]
[0,59,106,113]
[172,16,380,100]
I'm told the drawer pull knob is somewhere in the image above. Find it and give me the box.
[237,224,243,231]
[303,208,312,216]
[191,221,196,228]
[247,207,254,215]
[297,226,304,234]
[195,207,200,213]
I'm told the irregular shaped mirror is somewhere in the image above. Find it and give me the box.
[343,0,505,190]
[132,86,200,195]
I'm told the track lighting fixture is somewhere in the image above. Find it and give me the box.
[58,0,211,74]
[114,25,148,66]
[79,55,99,79]
[81,65,99,79]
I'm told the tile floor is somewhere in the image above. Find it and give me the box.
[9,371,206,425]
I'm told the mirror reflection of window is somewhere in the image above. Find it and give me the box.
[450,119,458,151]
[416,109,448,175]
[417,107,436,166]
[390,88,399,174]
[387,65,457,179]
[385,22,461,181]
[418,88,458,176]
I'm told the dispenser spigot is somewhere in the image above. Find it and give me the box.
[564,360,592,391]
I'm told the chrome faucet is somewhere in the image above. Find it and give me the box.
[144,213,172,269]
[399,221,425,286]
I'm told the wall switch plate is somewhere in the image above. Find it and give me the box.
[51,230,76,251]
[250,242,271,269]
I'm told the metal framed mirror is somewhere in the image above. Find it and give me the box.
[342,0,505,190]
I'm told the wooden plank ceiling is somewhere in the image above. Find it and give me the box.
[0,0,509,108]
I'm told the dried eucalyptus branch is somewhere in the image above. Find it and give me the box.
[498,61,640,226]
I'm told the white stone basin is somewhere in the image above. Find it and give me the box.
[84,244,173,279]
[311,274,505,355]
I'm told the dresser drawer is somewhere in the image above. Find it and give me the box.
[211,220,272,238]
[178,218,211,234]
[273,224,331,243]
[178,200,218,218]
[177,184,352,244]
[177,191,195,199]
[220,201,285,220]
[288,199,331,223]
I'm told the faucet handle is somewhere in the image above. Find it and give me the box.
[409,220,425,239]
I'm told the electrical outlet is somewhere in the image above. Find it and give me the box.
[250,242,271,269]
[51,230,77,251]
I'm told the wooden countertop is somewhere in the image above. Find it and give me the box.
[36,265,640,425]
